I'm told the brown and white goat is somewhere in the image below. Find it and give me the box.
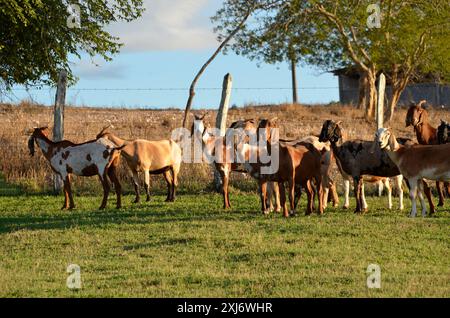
[97,128,181,203]
[406,101,448,207]
[319,120,405,213]
[191,114,242,209]
[28,127,123,210]
[376,128,450,217]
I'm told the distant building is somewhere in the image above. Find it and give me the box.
[333,67,450,107]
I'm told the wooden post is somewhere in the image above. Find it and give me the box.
[53,70,67,192]
[291,59,298,104]
[376,73,385,130]
[214,73,232,191]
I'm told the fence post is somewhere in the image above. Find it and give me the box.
[376,73,385,130]
[214,73,232,191]
[53,70,67,192]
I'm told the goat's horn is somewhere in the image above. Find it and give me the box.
[418,100,427,107]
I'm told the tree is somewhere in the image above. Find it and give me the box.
[182,0,283,127]
[0,0,144,90]
[213,0,450,121]
[212,0,312,104]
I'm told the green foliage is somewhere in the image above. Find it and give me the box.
[0,0,144,88]
[0,193,448,297]
[213,0,450,79]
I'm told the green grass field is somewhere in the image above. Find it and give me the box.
[0,185,449,297]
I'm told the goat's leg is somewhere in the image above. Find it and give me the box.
[417,181,427,217]
[278,182,289,218]
[62,175,74,210]
[288,177,295,216]
[265,182,273,211]
[323,186,329,209]
[408,179,419,218]
[353,176,363,213]
[99,174,110,210]
[169,165,179,202]
[311,180,317,212]
[305,181,313,215]
[62,176,69,210]
[317,177,324,215]
[343,179,350,209]
[143,170,151,202]
[260,180,268,214]
[131,170,140,204]
[437,181,444,207]
[163,170,173,202]
[376,180,382,197]
[361,181,368,211]
[107,165,122,209]
[329,181,339,208]
[222,170,231,209]
[385,178,392,210]
[272,182,281,213]
[422,181,435,214]
[395,176,404,210]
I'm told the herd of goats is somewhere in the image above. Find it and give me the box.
[27,101,450,218]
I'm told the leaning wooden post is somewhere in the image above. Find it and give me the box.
[53,70,67,193]
[376,73,385,130]
[213,73,232,191]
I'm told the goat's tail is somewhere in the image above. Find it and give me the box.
[107,144,126,168]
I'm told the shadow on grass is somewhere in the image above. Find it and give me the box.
[0,199,261,234]
[0,175,26,196]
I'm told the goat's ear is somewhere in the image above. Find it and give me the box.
[200,112,208,120]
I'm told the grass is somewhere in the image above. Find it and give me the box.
[0,190,449,298]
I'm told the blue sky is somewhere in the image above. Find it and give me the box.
[9,0,339,109]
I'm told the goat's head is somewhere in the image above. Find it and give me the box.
[28,127,50,156]
[191,113,208,138]
[257,117,278,143]
[319,120,342,143]
[375,128,393,150]
[437,120,450,144]
[405,100,428,127]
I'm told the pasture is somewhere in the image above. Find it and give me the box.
[0,188,449,297]
[0,103,449,297]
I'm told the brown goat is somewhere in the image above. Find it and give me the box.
[238,120,324,216]
[406,101,448,207]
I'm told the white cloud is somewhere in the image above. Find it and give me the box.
[73,59,126,79]
[107,0,220,51]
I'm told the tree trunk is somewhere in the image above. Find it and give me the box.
[386,89,401,123]
[358,72,367,109]
[365,69,377,120]
[291,58,298,104]
[182,10,252,128]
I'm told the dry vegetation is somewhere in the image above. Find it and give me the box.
[1,101,448,195]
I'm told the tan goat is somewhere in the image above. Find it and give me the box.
[97,128,181,203]
[376,128,450,217]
